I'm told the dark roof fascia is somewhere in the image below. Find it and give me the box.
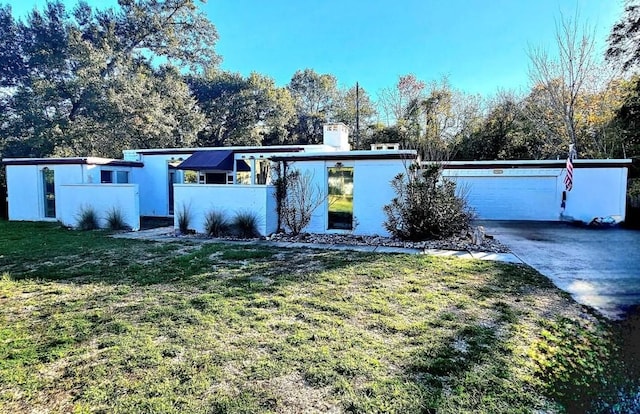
[1,158,144,167]
[440,160,633,170]
[271,153,418,162]
[135,147,306,156]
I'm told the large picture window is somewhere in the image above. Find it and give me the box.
[328,167,353,230]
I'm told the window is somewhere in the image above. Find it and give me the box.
[101,170,113,183]
[115,171,129,184]
[255,159,270,185]
[102,170,129,183]
[42,168,55,218]
[328,167,354,230]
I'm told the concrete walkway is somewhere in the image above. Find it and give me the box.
[113,227,523,264]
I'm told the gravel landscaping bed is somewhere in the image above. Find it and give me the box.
[264,226,510,253]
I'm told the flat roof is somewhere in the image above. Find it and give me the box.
[438,159,633,169]
[1,157,144,167]
[271,150,418,162]
[130,146,311,156]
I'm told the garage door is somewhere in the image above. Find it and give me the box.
[455,176,559,220]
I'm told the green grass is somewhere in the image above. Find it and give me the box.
[0,221,635,413]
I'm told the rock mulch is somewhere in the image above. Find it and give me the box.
[265,228,510,253]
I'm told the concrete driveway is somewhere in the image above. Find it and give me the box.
[480,221,640,320]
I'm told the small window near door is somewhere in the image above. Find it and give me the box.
[328,167,354,230]
[101,170,113,183]
[42,168,56,218]
[115,171,129,184]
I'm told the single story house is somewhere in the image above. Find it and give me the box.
[2,123,632,235]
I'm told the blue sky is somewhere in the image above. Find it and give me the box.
[7,0,624,97]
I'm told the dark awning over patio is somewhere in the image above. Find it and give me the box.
[175,150,251,171]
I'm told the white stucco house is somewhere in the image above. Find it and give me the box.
[1,123,633,236]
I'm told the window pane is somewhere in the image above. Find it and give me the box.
[328,167,353,230]
[42,169,55,218]
[101,170,113,183]
[116,171,129,184]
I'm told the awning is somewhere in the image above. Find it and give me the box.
[176,150,251,171]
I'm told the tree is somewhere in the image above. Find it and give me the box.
[0,0,217,159]
[334,84,377,148]
[377,74,425,126]
[607,75,640,158]
[189,71,295,147]
[607,0,640,73]
[287,69,339,144]
[527,13,596,157]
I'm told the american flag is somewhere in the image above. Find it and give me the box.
[564,152,574,191]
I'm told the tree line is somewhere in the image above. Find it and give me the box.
[1,0,640,165]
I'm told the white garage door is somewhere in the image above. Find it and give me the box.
[456,176,559,220]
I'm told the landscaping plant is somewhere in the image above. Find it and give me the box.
[384,163,473,240]
[105,207,128,231]
[204,209,230,237]
[176,203,192,234]
[232,210,260,238]
[76,205,100,230]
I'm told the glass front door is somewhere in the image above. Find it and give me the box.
[328,167,353,230]
[42,169,55,218]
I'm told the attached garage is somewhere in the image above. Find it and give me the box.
[441,160,631,223]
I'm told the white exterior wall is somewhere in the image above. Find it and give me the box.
[173,184,277,236]
[6,164,86,221]
[443,165,628,222]
[57,184,140,230]
[564,167,628,223]
[288,158,408,237]
[133,153,193,216]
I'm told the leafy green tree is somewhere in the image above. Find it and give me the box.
[287,69,339,144]
[333,84,377,149]
[607,0,640,72]
[189,71,294,147]
[0,0,217,158]
[608,75,640,158]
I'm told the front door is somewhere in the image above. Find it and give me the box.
[42,169,55,218]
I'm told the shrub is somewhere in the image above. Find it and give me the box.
[204,209,230,237]
[383,163,473,241]
[76,206,100,231]
[105,207,129,231]
[232,210,260,238]
[281,169,325,235]
[176,203,192,234]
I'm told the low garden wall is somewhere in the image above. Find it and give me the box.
[173,184,278,236]
[57,184,140,230]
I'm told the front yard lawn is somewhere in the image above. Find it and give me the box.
[0,221,632,413]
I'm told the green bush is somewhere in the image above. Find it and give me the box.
[105,207,129,231]
[383,163,473,241]
[204,210,230,237]
[76,206,100,231]
[176,203,192,234]
[232,211,260,239]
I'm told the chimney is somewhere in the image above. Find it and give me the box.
[323,123,350,151]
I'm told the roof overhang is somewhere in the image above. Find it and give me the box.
[271,150,418,162]
[439,159,633,170]
[1,157,144,167]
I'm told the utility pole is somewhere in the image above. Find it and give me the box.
[355,82,360,149]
